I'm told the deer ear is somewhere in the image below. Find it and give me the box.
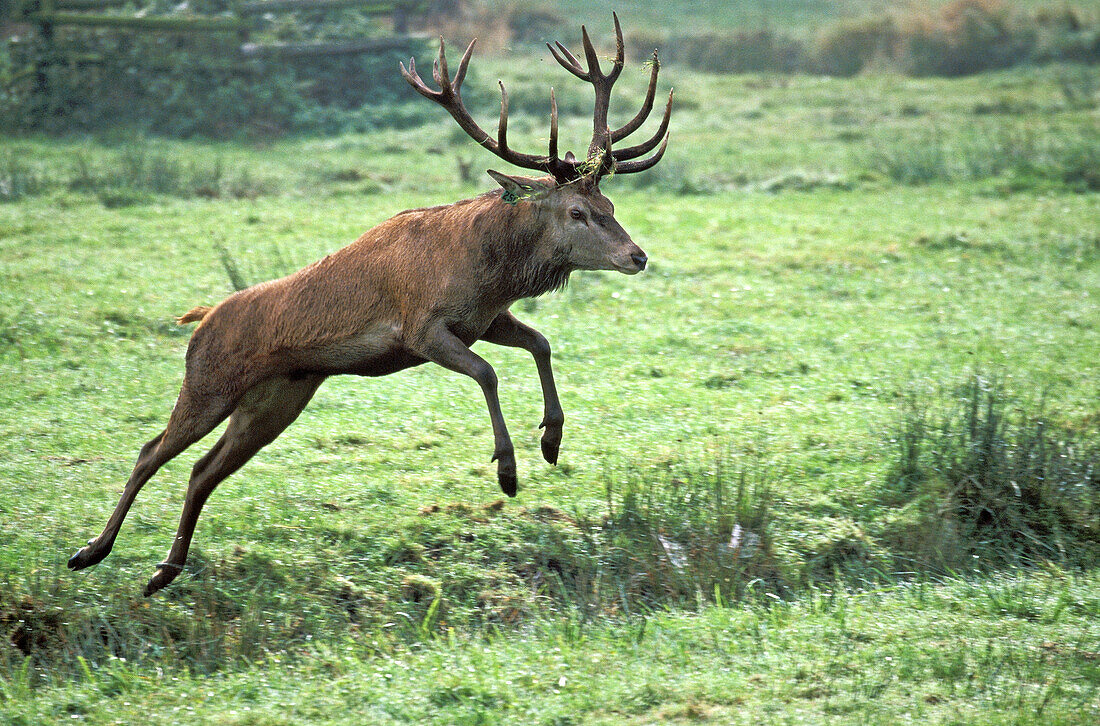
[487,170,554,204]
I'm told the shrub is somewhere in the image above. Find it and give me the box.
[669,30,804,74]
[1032,18,1100,64]
[812,16,897,77]
[893,0,1037,77]
[881,375,1100,570]
[646,1,1099,79]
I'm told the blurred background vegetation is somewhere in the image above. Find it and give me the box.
[1,0,1098,137]
[2,2,1099,722]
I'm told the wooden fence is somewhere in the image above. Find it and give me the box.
[16,0,428,48]
[7,0,431,108]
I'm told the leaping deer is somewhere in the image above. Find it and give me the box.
[69,14,672,596]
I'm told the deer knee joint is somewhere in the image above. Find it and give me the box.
[472,360,498,391]
[529,333,552,360]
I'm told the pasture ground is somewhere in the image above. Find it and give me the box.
[1,55,1098,723]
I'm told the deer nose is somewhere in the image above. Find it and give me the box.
[631,252,648,270]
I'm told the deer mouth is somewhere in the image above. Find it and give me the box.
[611,250,647,274]
[612,260,644,275]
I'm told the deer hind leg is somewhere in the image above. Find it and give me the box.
[144,374,324,597]
[68,383,236,572]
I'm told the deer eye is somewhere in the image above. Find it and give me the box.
[569,208,586,221]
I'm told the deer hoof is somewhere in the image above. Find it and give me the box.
[499,469,518,498]
[68,542,109,571]
[541,436,560,465]
[143,564,183,597]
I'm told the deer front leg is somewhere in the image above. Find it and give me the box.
[481,312,564,465]
[412,324,518,496]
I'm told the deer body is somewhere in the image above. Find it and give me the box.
[188,194,543,383]
[70,14,671,595]
[186,185,631,382]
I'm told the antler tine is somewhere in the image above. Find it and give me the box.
[548,41,587,79]
[401,42,493,150]
[607,12,625,84]
[452,38,476,92]
[497,81,510,152]
[580,25,602,78]
[612,88,673,161]
[400,57,440,100]
[613,132,670,175]
[549,88,559,160]
[432,37,447,90]
[611,50,660,142]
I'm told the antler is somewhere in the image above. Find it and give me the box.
[548,14,673,177]
[401,14,671,183]
[400,38,577,182]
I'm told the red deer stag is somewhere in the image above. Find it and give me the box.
[69,14,672,596]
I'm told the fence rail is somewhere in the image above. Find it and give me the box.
[237,0,417,15]
[53,0,131,9]
[14,0,430,99]
[18,0,427,41]
[29,11,248,33]
[240,35,423,58]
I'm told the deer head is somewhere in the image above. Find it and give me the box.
[400,14,671,274]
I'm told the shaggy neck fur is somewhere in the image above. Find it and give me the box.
[471,190,573,305]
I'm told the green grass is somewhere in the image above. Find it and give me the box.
[1,52,1099,723]
[5,572,1099,724]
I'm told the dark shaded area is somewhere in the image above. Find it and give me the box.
[1,0,434,137]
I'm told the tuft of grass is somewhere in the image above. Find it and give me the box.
[214,242,251,292]
[0,153,49,202]
[591,453,780,611]
[861,125,1100,190]
[212,240,309,292]
[1055,66,1100,109]
[66,146,275,205]
[881,374,1100,570]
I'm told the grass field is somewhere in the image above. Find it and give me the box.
[1,32,1099,726]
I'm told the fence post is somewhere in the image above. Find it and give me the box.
[32,0,58,120]
[393,2,407,34]
[232,0,252,46]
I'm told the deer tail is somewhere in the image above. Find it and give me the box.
[176,305,214,326]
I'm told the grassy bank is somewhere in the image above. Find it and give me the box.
[1,54,1098,723]
[4,571,1099,724]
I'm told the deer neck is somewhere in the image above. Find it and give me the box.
[477,196,572,305]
